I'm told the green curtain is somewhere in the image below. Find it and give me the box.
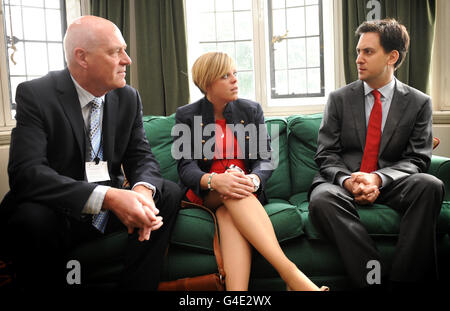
[342,0,435,94]
[90,0,189,116]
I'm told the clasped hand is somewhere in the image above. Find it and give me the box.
[211,169,255,200]
[103,186,162,242]
[343,172,382,205]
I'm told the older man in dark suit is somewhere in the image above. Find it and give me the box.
[0,15,181,290]
[308,19,444,290]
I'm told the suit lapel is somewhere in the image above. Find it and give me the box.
[379,80,409,155]
[57,68,86,162]
[349,81,367,150]
[103,90,118,166]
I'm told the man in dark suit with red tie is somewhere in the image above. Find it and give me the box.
[0,15,181,290]
[308,19,444,290]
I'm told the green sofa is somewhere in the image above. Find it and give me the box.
[70,113,450,290]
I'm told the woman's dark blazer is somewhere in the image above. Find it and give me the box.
[173,97,274,204]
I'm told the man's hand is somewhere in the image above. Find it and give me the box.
[343,172,381,205]
[133,185,163,241]
[102,187,160,242]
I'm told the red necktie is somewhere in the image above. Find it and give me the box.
[360,89,382,173]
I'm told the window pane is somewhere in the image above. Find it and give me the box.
[306,36,320,67]
[215,0,232,12]
[216,12,234,41]
[305,0,318,5]
[197,0,214,12]
[274,40,287,70]
[286,0,304,6]
[235,41,253,70]
[234,11,252,40]
[272,0,286,9]
[25,42,48,75]
[4,5,24,39]
[45,0,60,9]
[46,9,62,41]
[288,38,306,68]
[23,8,46,40]
[201,43,217,54]
[234,0,251,11]
[237,71,254,99]
[22,0,44,7]
[48,43,64,71]
[272,9,286,38]
[7,42,26,76]
[10,76,26,104]
[217,42,235,59]
[307,68,320,93]
[289,69,307,94]
[305,5,319,36]
[200,13,216,41]
[286,7,304,37]
[275,70,288,95]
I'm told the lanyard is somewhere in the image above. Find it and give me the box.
[83,123,104,165]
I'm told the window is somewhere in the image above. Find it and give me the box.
[268,0,324,98]
[1,0,67,120]
[185,0,340,115]
[185,0,256,101]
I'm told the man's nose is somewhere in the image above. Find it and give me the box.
[121,50,132,65]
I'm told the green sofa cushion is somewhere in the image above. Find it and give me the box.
[265,117,291,200]
[287,114,322,194]
[170,201,304,253]
[290,194,450,239]
[142,114,178,183]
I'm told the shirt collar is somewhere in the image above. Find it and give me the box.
[70,74,105,109]
[363,77,396,99]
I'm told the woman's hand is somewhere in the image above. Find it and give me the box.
[211,170,254,200]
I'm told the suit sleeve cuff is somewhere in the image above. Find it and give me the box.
[82,185,110,214]
[374,172,392,189]
[132,182,157,198]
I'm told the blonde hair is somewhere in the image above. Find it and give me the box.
[191,52,236,94]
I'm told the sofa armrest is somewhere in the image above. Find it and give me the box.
[428,155,450,201]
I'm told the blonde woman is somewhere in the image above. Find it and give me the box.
[173,52,328,291]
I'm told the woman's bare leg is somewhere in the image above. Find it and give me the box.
[222,195,320,291]
[215,205,252,291]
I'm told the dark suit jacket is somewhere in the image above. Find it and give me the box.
[173,97,274,204]
[310,79,433,196]
[1,68,163,220]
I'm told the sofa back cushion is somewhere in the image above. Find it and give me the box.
[142,114,179,183]
[265,117,291,200]
[287,114,322,194]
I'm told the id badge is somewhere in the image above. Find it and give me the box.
[85,161,111,183]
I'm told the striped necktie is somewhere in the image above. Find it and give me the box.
[89,97,109,233]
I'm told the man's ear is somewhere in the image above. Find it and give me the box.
[73,47,88,69]
[388,50,399,67]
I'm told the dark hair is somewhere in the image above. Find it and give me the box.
[356,18,410,70]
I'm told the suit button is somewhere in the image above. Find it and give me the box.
[246,136,250,140]
[200,122,204,127]
[201,139,206,144]
[240,120,245,124]
[203,157,207,161]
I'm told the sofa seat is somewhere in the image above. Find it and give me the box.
[65,113,450,291]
